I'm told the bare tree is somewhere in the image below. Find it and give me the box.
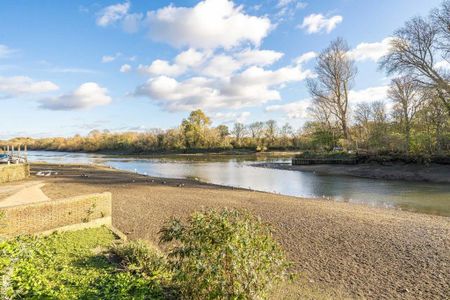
[232,123,246,146]
[308,38,357,140]
[388,76,427,154]
[265,120,278,147]
[379,14,450,112]
[431,0,450,58]
[248,122,265,140]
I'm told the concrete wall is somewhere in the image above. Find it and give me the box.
[0,164,30,183]
[0,192,111,237]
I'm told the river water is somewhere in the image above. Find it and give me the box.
[27,151,450,216]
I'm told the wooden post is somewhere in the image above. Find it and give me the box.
[24,144,28,162]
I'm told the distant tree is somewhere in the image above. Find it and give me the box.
[279,123,294,148]
[388,76,427,154]
[216,125,230,139]
[265,120,278,147]
[248,122,265,140]
[308,38,357,140]
[232,123,246,146]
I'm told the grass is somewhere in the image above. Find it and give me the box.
[0,227,171,299]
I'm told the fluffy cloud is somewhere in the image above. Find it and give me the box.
[96,2,142,33]
[120,64,132,73]
[0,76,59,96]
[96,2,130,27]
[265,99,311,119]
[139,48,284,79]
[134,65,312,111]
[138,49,209,76]
[0,44,16,59]
[300,13,343,34]
[349,85,389,104]
[347,38,394,62]
[138,60,186,77]
[214,111,251,124]
[235,49,284,66]
[294,51,317,64]
[40,82,111,110]
[276,0,307,19]
[101,52,122,63]
[146,0,272,49]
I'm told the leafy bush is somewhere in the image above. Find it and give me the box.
[159,208,291,300]
[111,240,169,279]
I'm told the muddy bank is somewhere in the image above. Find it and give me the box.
[255,162,450,183]
[26,163,450,299]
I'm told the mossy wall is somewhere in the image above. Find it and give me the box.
[0,192,112,237]
[0,163,30,183]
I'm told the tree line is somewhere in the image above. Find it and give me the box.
[2,1,449,156]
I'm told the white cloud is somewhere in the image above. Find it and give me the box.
[349,85,389,104]
[235,49,284,66]
[138,49,209,77]
[96,2,130,27]
[294,51,317,64]
[214,111,250,124]
[146,0,272,49]
[40,82,111,110]
[276,0,307,19]
[96,2,142,33]
[138,60,186,77]
[0,76,59,96]
[265,99,311,119]
[201,55,241,77]
[347,37,393,62]
[300,13,343,34]
[0,44,17,59]
[134,65,313,111]
[120,64,132,73]
[102,53,122,63]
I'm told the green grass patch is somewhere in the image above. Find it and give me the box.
[0,227,172,299]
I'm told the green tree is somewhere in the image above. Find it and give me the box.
[181,110,211,149]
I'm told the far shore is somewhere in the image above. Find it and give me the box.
[254,162,450,183]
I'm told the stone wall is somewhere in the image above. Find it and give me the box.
[0,192,112,237]
[0,164,30,183]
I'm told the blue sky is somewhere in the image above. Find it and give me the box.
[0,0,443,139]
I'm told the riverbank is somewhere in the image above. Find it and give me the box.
[255,162,450,183]
[24,163,450,299]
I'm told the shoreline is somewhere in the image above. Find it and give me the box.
[20,163,450,299]
[254,162,450,184]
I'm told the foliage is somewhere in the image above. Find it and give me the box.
[159,208,291,300]
[0,227,171,299]
[111,240,170,279]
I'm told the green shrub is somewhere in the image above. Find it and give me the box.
[111,240,169,279]
[159,208,291,300]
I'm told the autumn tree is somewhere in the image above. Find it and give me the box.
[181,109,211,149]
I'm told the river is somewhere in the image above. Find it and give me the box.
[27,150,450,216]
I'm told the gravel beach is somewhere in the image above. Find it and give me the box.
[31,163,450,299]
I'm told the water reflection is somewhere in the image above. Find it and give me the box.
[28,151,450,216]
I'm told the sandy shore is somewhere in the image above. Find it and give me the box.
[26,163,450,299]
[255,162,450,183]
